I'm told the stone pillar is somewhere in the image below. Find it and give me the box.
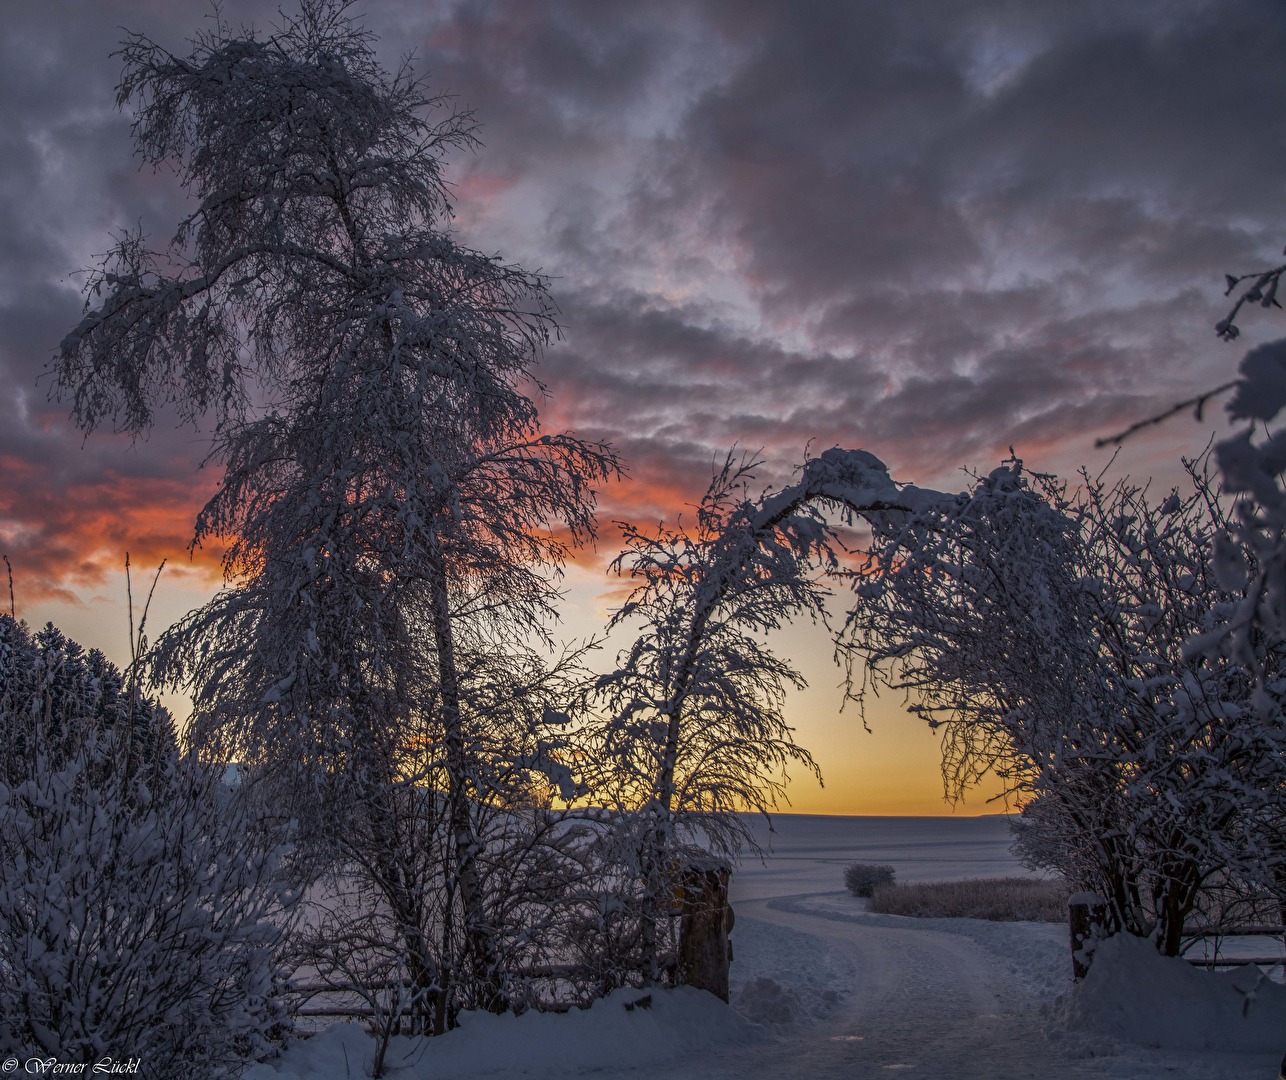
[676,862,732,1001]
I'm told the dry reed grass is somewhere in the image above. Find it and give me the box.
[867,877,1068,922]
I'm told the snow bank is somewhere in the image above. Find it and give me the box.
[730,914,853,1027]
[246,986,761,1080]
[1056,932,1286,1053]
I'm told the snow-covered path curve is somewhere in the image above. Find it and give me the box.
[755,895,1054,1076]
[669,893,1067,1080]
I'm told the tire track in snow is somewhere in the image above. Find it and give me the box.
[736,894,1066,1079]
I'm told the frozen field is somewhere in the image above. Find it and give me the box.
[730,812,1034,901]
[248,814,1286,1079]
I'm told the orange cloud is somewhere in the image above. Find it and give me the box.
[0,454,224,606]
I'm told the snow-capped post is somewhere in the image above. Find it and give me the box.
[676,858,733,1002]
[1068,892,1108,980]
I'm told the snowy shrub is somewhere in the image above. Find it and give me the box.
[840,457,1286,954]
[295,753,603,1040]
[0,616,297,1075]
[843,863,895,897]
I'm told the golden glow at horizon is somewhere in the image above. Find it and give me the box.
[25,553,1010,818]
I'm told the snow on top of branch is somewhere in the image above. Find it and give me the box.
[742,449,952,546]
[774,447,952,523]
[1228,338,1286,423]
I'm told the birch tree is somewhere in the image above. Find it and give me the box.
[52,0,616,1025]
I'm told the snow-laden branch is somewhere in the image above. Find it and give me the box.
[752,447,948,530]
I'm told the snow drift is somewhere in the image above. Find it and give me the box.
[245,986,760,1079]
[1056,932,1286,1053]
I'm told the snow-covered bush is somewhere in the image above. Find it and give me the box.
[843,863,895,897]
[840,458,1286,953]
[0,615,297,1075]
[0,619,174,783]
[294,705,603,1038]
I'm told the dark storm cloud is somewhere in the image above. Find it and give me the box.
[2,0,1285,604]
[0,1,275,600]
[625,1,1279,463]
[397,0,1286,504]
[655,0,1286,303]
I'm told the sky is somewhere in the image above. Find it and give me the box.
[3,0,1286,814]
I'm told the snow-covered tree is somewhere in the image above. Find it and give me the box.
[1,618,174,782]
[51,0,617,1025]
[0,615,296,1075]
[840,458,1286,953]
[590,448,941,978]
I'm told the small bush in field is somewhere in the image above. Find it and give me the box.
[868,877,1068,922]
[844,863,896,897]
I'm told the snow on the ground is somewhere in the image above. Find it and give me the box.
[246,816,1286,1079]
[729,914,855,1027]
[1053,930,1286,1053]
[245,986,760,1080]
[771,889,1070,1004]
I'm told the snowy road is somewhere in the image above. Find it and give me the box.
[660,890,1283,1080]
[705,894,1057,1079]
[759,894,1061,1076]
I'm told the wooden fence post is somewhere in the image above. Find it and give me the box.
[1068,891,1107,980]
[676,859,732,1001]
